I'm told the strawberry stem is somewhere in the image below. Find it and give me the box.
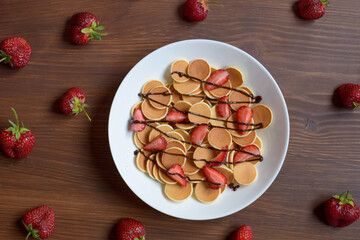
[25,232,31,240]
[80,105,91,122]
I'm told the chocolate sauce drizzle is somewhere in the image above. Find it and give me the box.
[139,93,263,129]
[229,183,240,191]
[171,71,262,103]
[135,150,221,186]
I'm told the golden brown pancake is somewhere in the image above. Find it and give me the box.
[252,105,272,129]
[148,85,172,109]
[187,59,211,80]
[148,124,174,142]
[161,147,186,169]
[141,80,164,95]
[171,60,189,82]
[228,88,251,111]
[210,80,232,98]
[164,182,193,202]
[194,181,221,203]
[232,130,256,147]
[233,162,257,185]
[193,145,217,168]
[188,102,212,124]
[226,67,243,88]
[141,99,168,120]
[207,128,232,150]
[182,151,199,175]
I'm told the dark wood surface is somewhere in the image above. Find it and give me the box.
[1,0,359,239]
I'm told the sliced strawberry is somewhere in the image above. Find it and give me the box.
[233,144,260,163]
[210,146,228,167]
[217,96,230,118]
[190,125,208,145]
[131,108,146,132]
[202,166,227,189]
[167,164,187,187]
[237,106,253,135]
[143,135,167,152]
[205,69,230,91]
[165,110,188,122]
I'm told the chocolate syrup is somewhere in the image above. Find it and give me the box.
[229,183,240,191]
[171,71,262,101]
[139,93,263,128]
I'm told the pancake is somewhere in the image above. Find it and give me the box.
[148,85,172,109]
[187,59,211,80]
[141,80,164,95]
[233,162,257,185]
[148,124,174,142]
[173,101,194,130]
[169,84,182,103]
[173,129,192,151]
[194,181,221,203]
[161,147,186,169]
[136,122,160,145]
[252,104,272,129]
[188,102,212,124]
[141,99,168,120]
[209,80,232,98]
[164,182,193,202]
[182,92,206,105]
[228,87,251,111]
[166,140,187,153]
[182,151,199,175]
[193,145,217,168]
[130,102,142,117]
[173,78,201,94]
[133,133,145,149]
[226,67,243,88]
[226,112,251,138]
[171,60,189,82]
[207,128,232,150]
[210,105,227,127]
[232,130,256,147]
[135,150,151,172]
[254,137,262,149]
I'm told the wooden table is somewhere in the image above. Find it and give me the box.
[1,0,359,239]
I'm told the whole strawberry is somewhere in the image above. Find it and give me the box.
[68,12,107,45]
[22,205,55,240]
[0,37,31,68]
[232,225,252,240]
[117,218,146,240]
[0,108,35,159]
[338,83,360,108]
[298,0,329,20]
[183,0,221,22]
[324,191,360,227]
[59,87,91,121]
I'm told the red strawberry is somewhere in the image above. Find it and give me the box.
[210,146,228,166]
[165,110,188,122]
[217,96,230,118]
[68,12,107,45]
[338,83,360,108]
[298,0,329,20]
[202,166,227,189]
[131,108,146,132]
[190,125,208,145]
[0,108,35,159]
[237,106,252,135]
[205,69,230,91]
[143,135,167,152]
[324,191,360,227]
[184,0,209,22]
[233,145,260,164]
[116,218,146,240]
[59,87,91,121]
[0,37,31,68]
[22,205,55,240]
[167,164,187,187]
[231,225,252,240]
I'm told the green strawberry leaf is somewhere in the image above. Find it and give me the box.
[92,34,102,40]
[96,25,106,31]
[81,28,92,34]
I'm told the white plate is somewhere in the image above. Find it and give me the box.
[108,39,289,220]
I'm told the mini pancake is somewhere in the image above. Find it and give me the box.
[226,112,251,138]
[173,101,194,130]
[169,84,182,103]
[202,82,217,99]
[191,87,203,95]
[228,88,251,111]
[141,99,168,120]
[254,137,262,149]
[226,67,243,88]
[173,129,192,151]
[166,140,187,153]
[148,86,172,109]
[193,145,217,168]
[187,59,211,80]
[194,181,221,203]
[133,133,145,149]
[167,131,185,142]
[173,79,201,94]
[153,164,165,184]
[130,101,142,117]
[210,105,227,127]
[164,182,193,202]
[171,60,190,82]
[148,124,174,142]
[188,170,205,182]
[182,151,199,175]
[233,162,257,185]
[228,150,236,170]
[135,150,151,172]
[214,166,234,186]
[188,102,212,124]
[209,79,232,98]
[159,169,177,184]
[141,80,165,95]
[146,154,156,179]
[136,122,160,145]
[232,130,256,147]
[207,128,232,150]
[161,147,186,169]
[182,92,206,105]
[252,104,272,129]
[241,86,254,97]
[156,152,166,170]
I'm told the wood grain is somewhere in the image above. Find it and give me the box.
[0,0,360,239]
